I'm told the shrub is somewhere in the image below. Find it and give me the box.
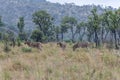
[16,38,21,47]
[4,42,11,52]
[31,30,44,42]
[65,40,73,45]
[22,47,32,53]
[19,32,27,41]
[3,34,11,52]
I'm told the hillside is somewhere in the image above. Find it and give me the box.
[0,42,120,80]
[0,0,113,33]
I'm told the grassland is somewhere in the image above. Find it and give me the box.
[0,42,120,80]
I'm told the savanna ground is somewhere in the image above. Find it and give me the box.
[0,42,120,80]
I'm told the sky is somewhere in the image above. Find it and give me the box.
[47,0,120,8]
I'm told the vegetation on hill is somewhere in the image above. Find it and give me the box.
[0,0,113,31]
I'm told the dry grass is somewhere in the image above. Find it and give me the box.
[0,42,120,80]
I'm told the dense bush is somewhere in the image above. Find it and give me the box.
[31,30,44,42]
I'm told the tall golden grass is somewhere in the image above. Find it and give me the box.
[0,42,119,80]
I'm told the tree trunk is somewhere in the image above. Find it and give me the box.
[61,32,64,41]
[113,30,119,49]
[88,33,92,42]
[88,35,91,42]
[38,23,42,31]
[94,30,99,48]
[78,32,81,41]
[71,27,74,42]
[104,30,109,41]
[56,34,59,42]
[81,28,86,41]
[118,31,120,45]
[101,27,104,44]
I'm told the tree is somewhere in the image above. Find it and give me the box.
[18,32,27,41]
[76,22,86,41]
[88,8,101,47]
[0,16,4,41]
[54,26,60,42]
[0,32,2,40]
[17,17,26,40]
[106,10,120,49]
[86,20,94,42]
[60,23,68,41]
[47,25,56,42]
[61,16,77,42]
[32,10,54,42]
[117,8,120,41]
[6,30,16,47]
[31,30,43,42]
[100,11,110,43]
[0,16,4,27]
[17,17,24,33]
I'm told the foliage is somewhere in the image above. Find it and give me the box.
[102,9,120,49]
[17,17,26,41]
[60,23,68,41]
[76,22,86,41]
[17,17,24,33]
[31,30,44,42]
[18,32,27,41]
[16,37,21,47]
[88,7,101,47]
[32,10,54,42]
[61,16,77,42]
[0,1,119,49]
[0,16,4,27]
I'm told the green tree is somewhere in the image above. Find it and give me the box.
[54,26,60,42]
[32,10,54,42]
[117,8,120,40]
[18,32,27,41]
[61,16,77,42]
[86,21,94,42]
[31,30,44,42]
[76,22,86,41]
[88,8,101,47]
[17,17,24,33]
[100,12,108,43]
[106,10,120,49]
[60,23,68,41]
[17,17,26,40]
[100,9,113,43]
[0,16,4,27]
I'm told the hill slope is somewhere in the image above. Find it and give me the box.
[0,0,113,32]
